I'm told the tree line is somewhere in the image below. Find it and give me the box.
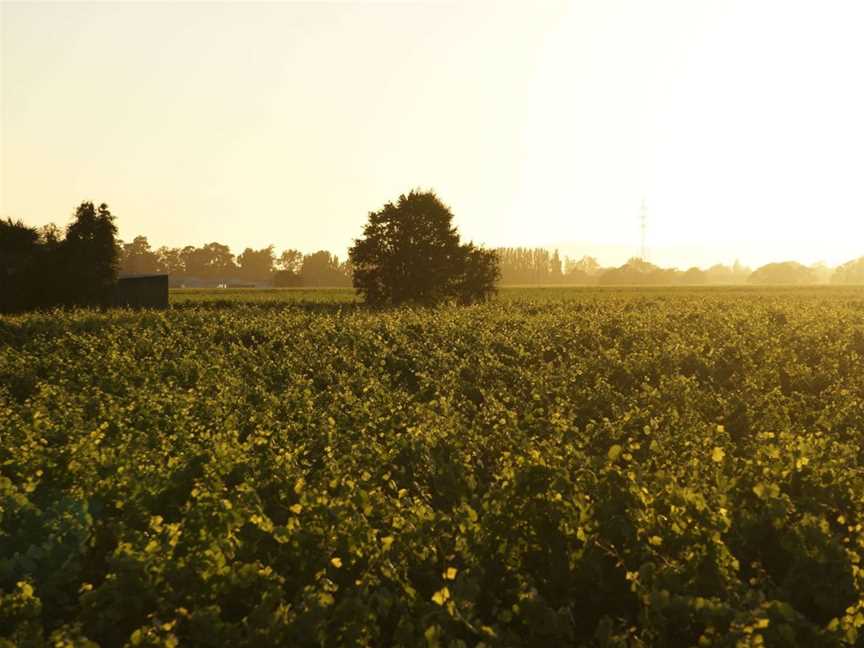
[125,241,864,288]
[5,196,864,314]
[495,249,864,286]
[0,201,355,313]
[494,249,754,285]
[1,192,491,313]
[119,237,351,288]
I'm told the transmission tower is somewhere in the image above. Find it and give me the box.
[640,197,648,262]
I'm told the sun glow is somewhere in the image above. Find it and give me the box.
[3,1,864,269]
[511,0,864,268]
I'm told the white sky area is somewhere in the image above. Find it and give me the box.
[2,0,863,269]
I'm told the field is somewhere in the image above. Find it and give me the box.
[3,287,864,647]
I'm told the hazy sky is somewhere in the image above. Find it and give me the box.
[3,1,864,268]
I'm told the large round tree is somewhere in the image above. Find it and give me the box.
[349,190,499,306]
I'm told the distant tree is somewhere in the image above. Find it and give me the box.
[598,257,660,286]
[550,249,563,283]
[349,190,498,305]
[205,243,238,280]
[179,246,202,277]
[831,257,864,284]
[705,262,751,285]
[340,258,354,282]
[748,261,816,285]
[300,250,351,287]
[704,264,731,284]
[809,261,833,284]
[273,270,302,287]
[61,202,120,306]
[278,249,303,274]
[272,249,303,287]
[495,247,565,285]
[561,255,601,284]
[562,267,595,284]
[655,268,684,285]
[155,246,185,277]
[732,259,750,277]
[681,266,707,285]
[237,245,275,283]
[120,235,160,275]
[181,242,236,281]
[565,255,601,277]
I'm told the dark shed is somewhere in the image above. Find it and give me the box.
[114,274,169,309]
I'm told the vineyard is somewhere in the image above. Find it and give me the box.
[3,288,864,647]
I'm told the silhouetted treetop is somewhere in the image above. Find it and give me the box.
[62,202,120,306]
[349,190,498,306]
[0,218,39,257]
[1,201,120,312]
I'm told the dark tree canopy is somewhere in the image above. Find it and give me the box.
[349,190,499,306]
[62,202,120,306]
[0,219,42,312]
[0,202,120,312]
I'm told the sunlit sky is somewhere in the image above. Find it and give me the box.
[3,0,864,269]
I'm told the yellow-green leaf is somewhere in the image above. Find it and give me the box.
[431,587,450,605]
